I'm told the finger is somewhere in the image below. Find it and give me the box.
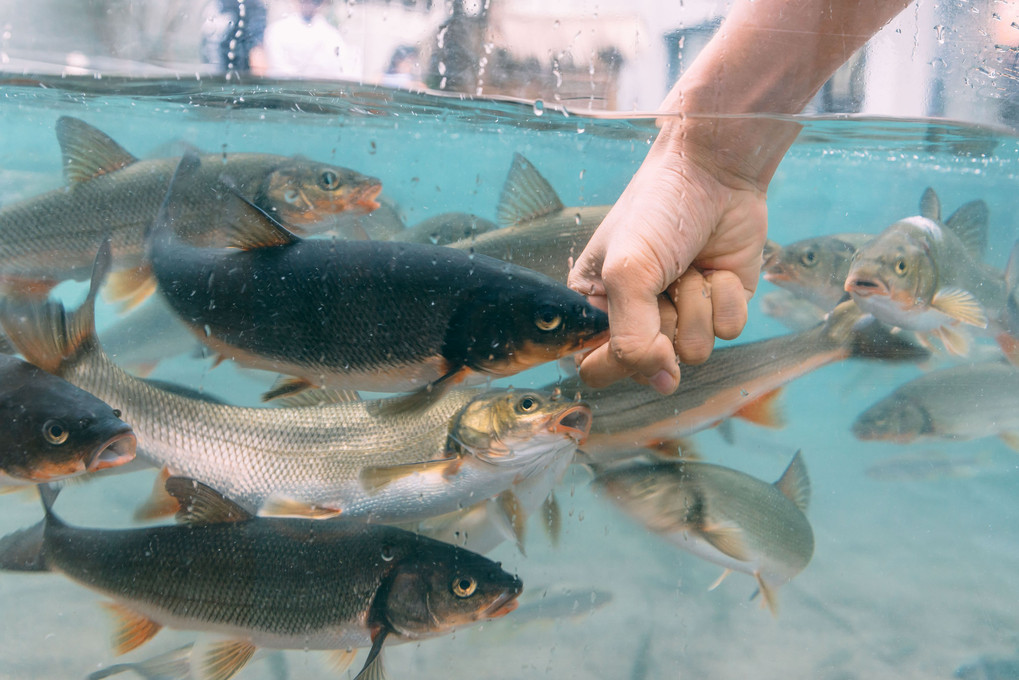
[657,293,678,343]
[668,269,715,365]
[707,270,749,340]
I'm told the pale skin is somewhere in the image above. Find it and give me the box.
[569,0,912,394]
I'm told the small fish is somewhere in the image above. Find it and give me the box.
[0,243,590,523]
[864,449,1001,482]
[0,116,381,307]
[448,153,609,284]
[0,353,135,485]
[593,453,814,615]
[844,188,1012,356]
[762,232,872,309]
[147,153,607,407]
[758,289,827,331]
[561,301,928,464]
[853,360,1019,450]
[395,211,499,245]
[0,481,522,680]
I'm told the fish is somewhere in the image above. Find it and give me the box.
[864,449,1002,482]
[844,187,1012,356]
[852,360,1019,450]
[593,452,814,615]
[0,353,135,485]
[96,294,202,377]
[147,152,607,407]
[0,242,590,523]
[394,211,499,245]
[558,300,929,464]
[85,644,195,680]
[0,116,381,307]
[0,480,522,680]
[762,232,873,309]
[758,289,827,332]
[448,153,609,284]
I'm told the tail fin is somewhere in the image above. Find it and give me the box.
[0,239,111,376]
[821,300,930,362]
[0,484,61,572]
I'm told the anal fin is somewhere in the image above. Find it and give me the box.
[198,639,257,680]
[359,457,462,494]
[708,568,733,591]
[327,649,358,674]
[733,388,786,428]
[258,495,342,519]
[753,572,779,618]
[102,602,163,655]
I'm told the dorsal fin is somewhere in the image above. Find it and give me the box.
[774,450,810,513]
[919,187,941,221]
[944,199,989,258]
[218,174,301,250]
[55,116,138,184]
[496,153,564,226]
[164,476,253,525]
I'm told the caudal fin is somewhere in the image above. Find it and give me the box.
[0,239,111,376]
[0,484,61,572]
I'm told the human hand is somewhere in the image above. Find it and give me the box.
[567,126,769,395]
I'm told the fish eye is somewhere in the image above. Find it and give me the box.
[451,575,477,598]
[799,249,817,267]
[43,420,69,446]
[534,306,563,332]
[112,409,122,419]
[894,258,908,276]
[319,170,340,191]
[515,395,540,413]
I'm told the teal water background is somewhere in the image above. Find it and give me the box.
[1,79,1018,679]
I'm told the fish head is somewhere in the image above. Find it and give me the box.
[844,220,938,323]
[451,389,592,467]
[852,397,931,443]
[382,545,523,638]
[255,160,383,225]
[594,461,701,534]
[2,364,136,482]
[764,235,862,307]
[448,271,609,378]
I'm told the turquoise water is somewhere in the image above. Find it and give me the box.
[1,77,1019,679]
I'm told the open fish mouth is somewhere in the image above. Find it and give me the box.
[87,430,138,472]
[761,264,790,283]
[550,404,593,444]
[354,183,383,213]
[483,586,523,619]
[844,276,889,298]
[761,240,784,269]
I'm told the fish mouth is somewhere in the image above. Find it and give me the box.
[761,240,783,268]
[483,587,522,619]
[844,276,889,298]
[761,264,790,283]
[549,404,593,444]
[87,430,137,472]
[354,183,383,213]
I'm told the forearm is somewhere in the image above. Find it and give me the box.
[659,0,911,188]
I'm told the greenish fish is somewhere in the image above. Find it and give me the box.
[0,481,522,680]
[763,232,873,309]
[593,453,814,615]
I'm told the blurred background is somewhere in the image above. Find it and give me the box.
[0,0,1016,128]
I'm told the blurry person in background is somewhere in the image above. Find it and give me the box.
[263,0,363,81]
[380,45,423,90]
[200,0,268,76]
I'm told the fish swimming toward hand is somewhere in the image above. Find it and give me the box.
[593,453,814,615]
[0,116,381,307]
[147,152,607,406]
[559,301,928,464]
[0,353,135,485]
[844,187,1013,356]
[853,360,1019,450]
[0,481,522,680]
[0,241,590,522]
[763,232,872,309]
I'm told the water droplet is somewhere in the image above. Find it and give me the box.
[574,213,582,225]
[553,19,560,29]
[934,24,946,44]
[533,100,545,116]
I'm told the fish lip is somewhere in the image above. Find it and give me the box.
[844,276,889,298]
[355,183,383,213]
[87,430,137,472]
[483,587,522,619]
[550,404,592,444]
[761,266,790,283]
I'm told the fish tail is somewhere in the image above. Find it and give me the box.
[0,484,62,572]
[0,240,111,376]
[822,300,929,362]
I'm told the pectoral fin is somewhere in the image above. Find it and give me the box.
[102,602,163,655]
[359,457,463,494]
[708,568,733,591]
[199,639,257,680]
[261,376,318,403]
[698,524,750,562]
[164,477,252,525]
[497,490,527,555]
[105,262,157,312]
[930,288,988,328]
[354,627,390,680]
[930,325,972,356]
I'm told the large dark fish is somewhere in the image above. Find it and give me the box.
[0,353,135,485]
[0,481,522,680]
[0,116,381,307]
[147,153,607,406]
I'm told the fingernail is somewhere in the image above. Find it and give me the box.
[649,369,676,395]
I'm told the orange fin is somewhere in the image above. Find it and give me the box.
[734,388,786,428]
[930,324,972,356]
[133,467,181,521]
[261,375,317,403]
[497,490,527,555]
[327,649,358,674]
[105,262,156,312]
[645,437,699,460]
[55,116,138,184]
[752,572,780,617]
[930,288,988,328]
[996,333,1019,367]
[698,523,750,562]
[359,457,462,494]
[708,568,733,591]
[199,639,257,680]
[0,277,60,300]
[101,602,162,655]
[774,450,811,513]
[258,495,342,519]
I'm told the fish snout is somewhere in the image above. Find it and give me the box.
[550,403,593,444]
[87,429,138,472]
[354,182,383,213]
[844,275,889,299]
[483,577,524,619]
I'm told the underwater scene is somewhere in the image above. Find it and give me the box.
[1,78,1019,680]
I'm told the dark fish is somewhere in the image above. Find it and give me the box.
[0,116,381,307]
[0,481,522,680]
[0,354,135,485]
[147,153,608,406]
